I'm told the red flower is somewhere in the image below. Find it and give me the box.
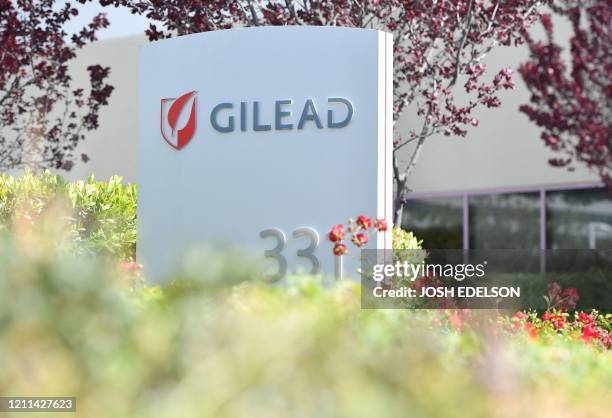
[525,322,538,339]
[351,233,369,247]
[581,323,602,343]
[356,215,372,230]
[374,218,388,232]
[577,311,594,326]
[542,311,567,331]
[328,224,344,242]
[333,243,347,256]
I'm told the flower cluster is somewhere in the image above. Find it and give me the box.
[430,307,611,350]
[508,309,611,349]
[426,282,611,350]
[327,215,388,256]
[501,282,611,349]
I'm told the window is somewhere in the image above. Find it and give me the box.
[469,193,540,250]
[405,185,611,255]
[402,197,463,249]
[547,188,612,250]
[404,185,611,274]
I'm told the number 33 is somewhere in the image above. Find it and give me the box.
[259,227,320,281]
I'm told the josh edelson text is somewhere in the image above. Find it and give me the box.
[369,261,521,299]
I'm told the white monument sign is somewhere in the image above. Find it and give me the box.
[139,27,392,281]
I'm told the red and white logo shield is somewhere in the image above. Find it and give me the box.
[160,91,197,150]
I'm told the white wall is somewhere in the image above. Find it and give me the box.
[62,35,145,183]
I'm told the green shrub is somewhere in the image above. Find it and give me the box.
[392,226,423,250]
[392,226,427,268]
[0,170,136,259]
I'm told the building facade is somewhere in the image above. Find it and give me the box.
[60,32,612,251]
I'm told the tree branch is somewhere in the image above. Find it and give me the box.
[447,0,474,88]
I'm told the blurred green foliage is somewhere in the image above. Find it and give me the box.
[0,173,610,418]
[0,226,610,418]
[0,170,136,259]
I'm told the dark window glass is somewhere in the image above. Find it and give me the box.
[402,197,463,249]
[547,188,612,250]
[469,193,540,250]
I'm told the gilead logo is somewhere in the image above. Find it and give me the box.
[160,94,353,150]
[210,98,354,132]
[160,91,197,150]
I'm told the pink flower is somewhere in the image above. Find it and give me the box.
[333,243,347,256]
[328,224,344,242]
[509,311,529,332]
[351,233,368,247]
[356,215,372,230]
[121,261,142,276]
[542,133,560,148]
[513,311,528,321]
[601,333,612,349]
[374,218,388,232]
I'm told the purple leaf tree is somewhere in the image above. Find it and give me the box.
[0,0,114,171]
[519,0,611,185]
